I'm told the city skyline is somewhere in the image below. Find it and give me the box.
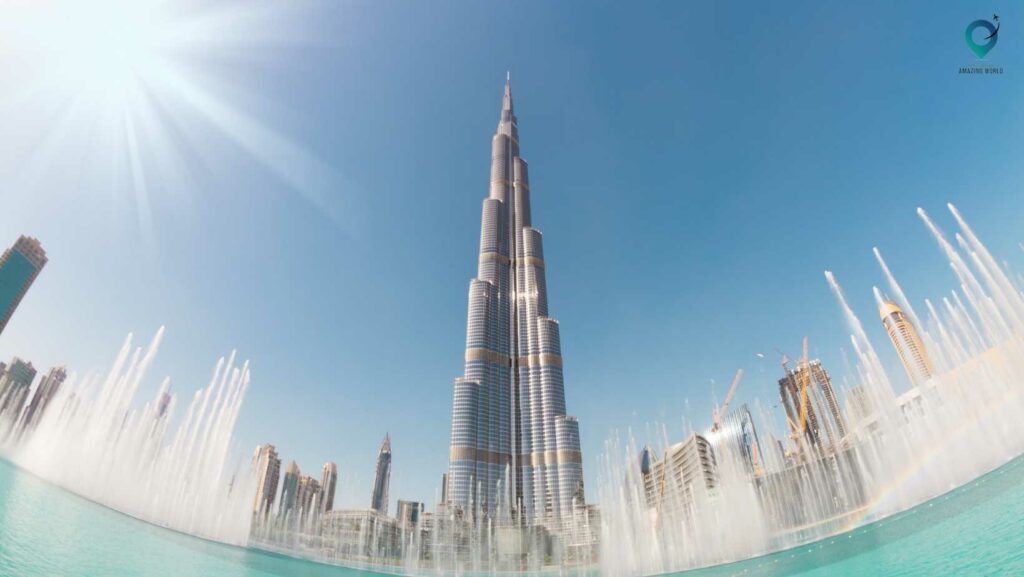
[1,1,1023,510]
[0,197,1017,572]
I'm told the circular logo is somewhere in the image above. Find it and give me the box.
[965,19,999,59]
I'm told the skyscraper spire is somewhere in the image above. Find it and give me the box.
[447,77,585,528]
[503,71,513,112]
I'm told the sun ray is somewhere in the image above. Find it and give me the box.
[0,0,349,240]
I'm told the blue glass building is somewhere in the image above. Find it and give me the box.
[0,236,47,337]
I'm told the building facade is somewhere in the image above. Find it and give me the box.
[296,475,322,518]
[879,301,934,387]
[280,460,301,516]
[0,236,47,336]
[446,76,585,527]
[371,434,391,515]
[321,462,338,513]
[23,365,66,429]
[396,499,424,527]
[705,403,763,476]
[844,384,875,427]
[319,509,401,561]
[779,360,846,450]
[252,444,282,516]
[0,358,36,420]
[640,433,718,515]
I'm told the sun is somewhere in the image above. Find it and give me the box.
[55,4,158,95]
[0,0,343,243]
[6,1,164,112]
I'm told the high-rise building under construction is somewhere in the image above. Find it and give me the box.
[779,360,846,449]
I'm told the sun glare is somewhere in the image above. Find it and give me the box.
[0,1,343,240]
[10,2,162,106]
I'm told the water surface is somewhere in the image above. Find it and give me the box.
[1,456,1023,576]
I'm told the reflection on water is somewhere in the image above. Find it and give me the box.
[0,459,380,577]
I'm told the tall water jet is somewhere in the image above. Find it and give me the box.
[593,205,1024,577]
[825,270,897,410]
[0,328,255,545]
[949,203,1024,329]
[873,248,948,372]
[873,247,925,332]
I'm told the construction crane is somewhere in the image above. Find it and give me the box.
[750,440,764,477]
[783,337,812,442]
[710,369,744,433]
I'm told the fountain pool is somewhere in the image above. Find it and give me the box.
[2,453,1024,576]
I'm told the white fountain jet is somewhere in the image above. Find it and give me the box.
[595,204,1024,577]
[0,328,256,545]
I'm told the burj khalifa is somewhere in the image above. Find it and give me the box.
[446,76,585,527]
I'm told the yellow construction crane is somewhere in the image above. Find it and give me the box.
[750,441,764,477]
[710,369,744,433]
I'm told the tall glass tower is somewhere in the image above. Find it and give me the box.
[446,76,585,526]
[879,301,934,387]
[0,236,48,337]
[370,433,392,515]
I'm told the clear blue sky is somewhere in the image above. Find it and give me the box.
[1,1,1022,509]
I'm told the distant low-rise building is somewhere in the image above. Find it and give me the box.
[641,433,718,516]
[396,499,424,527]
[23,365,66,429]
[319,509,401,561]
[0,358,36,421]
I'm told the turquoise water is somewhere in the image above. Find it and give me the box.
[2,457,1024,577]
